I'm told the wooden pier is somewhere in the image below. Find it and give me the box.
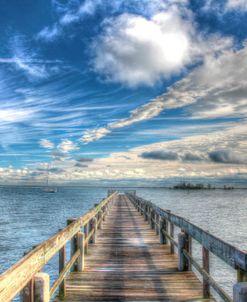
[0,191,247,302]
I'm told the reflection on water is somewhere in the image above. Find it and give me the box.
[0,186,246,300]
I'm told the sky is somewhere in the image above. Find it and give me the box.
[0,0,247,186]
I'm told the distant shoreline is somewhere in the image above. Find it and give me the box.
[0,184,247,189]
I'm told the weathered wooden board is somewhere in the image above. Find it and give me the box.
[57,194,215,302]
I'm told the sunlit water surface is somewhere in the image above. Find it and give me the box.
[0,186,246,301]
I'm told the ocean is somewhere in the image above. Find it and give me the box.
[0,186,246,300]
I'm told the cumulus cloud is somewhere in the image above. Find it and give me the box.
[209,150,247,164]
[39,139,54,149]
[4,123,247,183]
[58,139,79,152]
[93,8,195,87]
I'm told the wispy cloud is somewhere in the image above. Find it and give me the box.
[37,0,104,41]
[3,35,63,80]
[0,108,35,123]
[39,139,54,149]
[226,0,247,11]
[36,24,61,42]
[38,0,185,41]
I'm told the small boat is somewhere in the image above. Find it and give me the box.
[42,164,57,193]
[43,187,58,193]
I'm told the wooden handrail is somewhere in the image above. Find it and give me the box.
[128,194,247,270]
[0,192,116,302]
[128,193,247,302]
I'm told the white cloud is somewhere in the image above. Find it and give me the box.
[38,0,104,40]
[2,122,247,183]
[82,128,111,144]
[37,24,61,42]
[40,0,188,41]
[81,41,247,143]
[39,139,55,149]
[92,5,232,87]
[4,36,60,79]
[58,139,79,152]
[14,57,48,78]
[78,0,102,15]
[0,108,34,123]
[226,0,247,10]
[93,9,194,87]
[0,57,49,79]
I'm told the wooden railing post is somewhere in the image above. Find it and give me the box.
[67,218,78,272]
[141,203,144,216]
[91,217,97,244]
[144,205,148,221]
[237,268,247,282]
[21,250,34,302]
[170,222,174,254]
[178,232,191,271]
[59,245,66,299]
[34,273,49,302]
[22,279,34,302]
[233,283,247,302]
[159,218,167,244]
[202,247,210,298]
[98,210,103,229]
[102,206,106,221]
[149,207,153,228]
[84,222,89,254]
[155,213,159,235]
[77,232,85,272]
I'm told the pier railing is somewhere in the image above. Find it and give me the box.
[128,193,247,302]
[0,192,116,302]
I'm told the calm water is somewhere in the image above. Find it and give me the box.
[0,186,246,300]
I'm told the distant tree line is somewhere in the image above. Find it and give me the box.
[172,182,234,190]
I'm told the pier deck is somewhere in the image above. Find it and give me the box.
[2,191,246,302]
[59,194,213,301]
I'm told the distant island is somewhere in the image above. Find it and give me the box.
[172,182,234,190]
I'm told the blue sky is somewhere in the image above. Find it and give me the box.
[0,0,247,185]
